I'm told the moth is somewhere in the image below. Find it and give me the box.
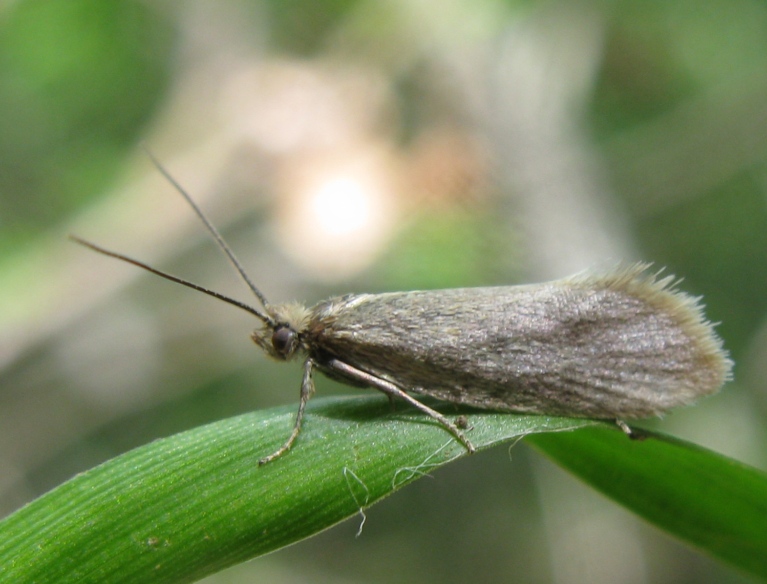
[72,157,731,464]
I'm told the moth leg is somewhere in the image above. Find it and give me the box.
[615,418,647,441]
[259,357,316,466]
[615,419,631,435]
[455,415,471,430]
[326,358,476,455]
[615,418,636,439]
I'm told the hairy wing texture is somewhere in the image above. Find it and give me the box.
[307,265,730,418]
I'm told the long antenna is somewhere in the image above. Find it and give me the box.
[142,147,272,311]
[70,235,272,324]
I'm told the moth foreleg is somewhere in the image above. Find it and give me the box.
[259,357,316,465]
[325,358,476,455]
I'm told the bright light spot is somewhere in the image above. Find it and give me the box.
[311,177,371,236]
[275,147,399,280]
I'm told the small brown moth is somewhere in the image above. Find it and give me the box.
[72,157,732,464]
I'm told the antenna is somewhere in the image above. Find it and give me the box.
[70,235,272,324]
[142,147,272,311]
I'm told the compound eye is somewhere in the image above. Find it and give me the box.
[271,326,297,357]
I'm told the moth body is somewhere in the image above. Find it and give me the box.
[73,157,731,465]
[253,265,729,427]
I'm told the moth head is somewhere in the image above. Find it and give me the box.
[251,324,300,360]
[251,302,311,361]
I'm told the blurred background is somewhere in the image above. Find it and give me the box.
[1,0,766,582]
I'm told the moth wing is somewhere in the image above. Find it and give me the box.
[307,266,729,419]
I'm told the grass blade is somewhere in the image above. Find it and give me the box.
[528,427,767,579]
[0,396,588,583]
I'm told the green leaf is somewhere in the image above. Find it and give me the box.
[527,427,767,580]
[1,396,765,583]
[0,396,590,584]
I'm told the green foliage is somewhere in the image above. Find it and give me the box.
[0,0,173,243]
[529,428,767,578]
[1,397,764,583]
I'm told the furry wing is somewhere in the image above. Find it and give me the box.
[306,265,730,419]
